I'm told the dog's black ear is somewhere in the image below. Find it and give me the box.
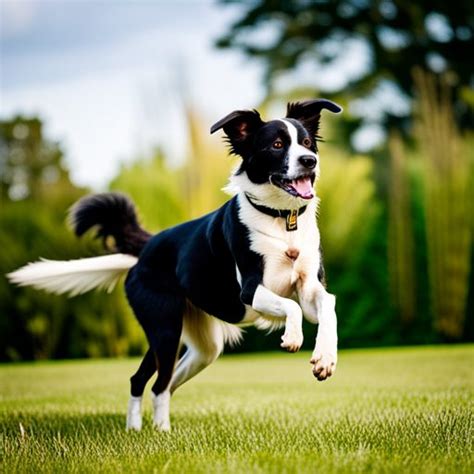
[286,99,342,137]
[210,109,264,156]
[210,109,264,137]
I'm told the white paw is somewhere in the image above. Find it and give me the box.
[281,325,304,352]
[126,396,142,431]
[310,348,337,381]
[152,391,171,432]
[153,417,171,432]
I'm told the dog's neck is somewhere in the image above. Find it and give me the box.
[244,193,309,231]
[224,172,318,212]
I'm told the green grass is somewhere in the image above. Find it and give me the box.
[1,346,473,473]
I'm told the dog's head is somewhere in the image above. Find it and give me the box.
[211,99,342,209]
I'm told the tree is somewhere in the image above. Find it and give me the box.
[0,116,75,203]
[217,0,474,143]
[0,116,145,360]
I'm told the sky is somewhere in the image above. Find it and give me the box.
[1,0,265,189]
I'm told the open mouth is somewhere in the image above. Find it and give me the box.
[271,173,315,200]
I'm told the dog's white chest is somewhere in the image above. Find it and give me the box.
[238,222,320,327]
[259,230,319,298]
[245,203,320,297]
[236,194,321,326]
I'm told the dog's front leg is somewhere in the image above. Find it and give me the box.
[299,282,338,380]
[252,285,303,352]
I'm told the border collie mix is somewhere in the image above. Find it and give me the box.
[8,99,342,431]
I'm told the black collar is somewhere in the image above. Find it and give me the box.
[244,193,308,232]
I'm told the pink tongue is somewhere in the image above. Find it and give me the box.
[292,177,314,199]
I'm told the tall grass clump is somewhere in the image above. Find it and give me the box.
[413,69,472,338]
[388,131,416,324]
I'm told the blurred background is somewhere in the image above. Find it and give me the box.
[0,0,472,361]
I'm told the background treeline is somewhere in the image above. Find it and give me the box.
[1,0,473,360]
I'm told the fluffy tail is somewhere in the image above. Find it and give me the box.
[69,192,151,257]
[7,193,150,297]
[7,254,138,296]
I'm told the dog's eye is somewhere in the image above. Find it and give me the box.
[303,137,312,148]
[273,140,283,149]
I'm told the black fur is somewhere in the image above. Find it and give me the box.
[210,109,264,158]
[130,349,155,397]
[318,244,327,288]
[121,196,263,395]
[286,99,342,141]
[69,192,151,256]
[126,197,261,323]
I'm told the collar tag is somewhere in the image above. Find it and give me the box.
[286,209,298,231]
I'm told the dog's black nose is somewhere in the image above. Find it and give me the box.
[299,155,317,169]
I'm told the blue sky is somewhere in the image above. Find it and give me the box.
[1,1,265,189]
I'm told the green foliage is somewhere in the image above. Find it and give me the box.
[0,117,146,361]
[384,72,474,341]
[0,198,146,361]
[1,346,473,473]
[317,149,379,264]
[414,70,473,338]
[110,152,187,231]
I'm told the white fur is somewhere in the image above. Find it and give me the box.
[228,171,338,376]
[171,300,241,393]
[279,119,318,178]
[236,193,321,349]
[7,253,137,296]
[126,395,143,431]
[252,284,303,351]
[310,289,338,377]
[152,390,171,431]
[237,193,321,299]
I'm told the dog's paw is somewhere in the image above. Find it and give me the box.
[310,350,337,381]
[281,326,304,352]
[153,417,171,432]
[152,391,171,432]
[126,396,142,431]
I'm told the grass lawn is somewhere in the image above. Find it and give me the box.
[0,345,473,473]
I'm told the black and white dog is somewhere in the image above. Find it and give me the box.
[8,99,342,431]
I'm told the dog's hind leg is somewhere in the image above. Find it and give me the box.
[130,348,156,396]
[169,302,231,394]
[125,273,184,431]
[126,348,155,431]
[147,299,183,432]
[148,309,183,432]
